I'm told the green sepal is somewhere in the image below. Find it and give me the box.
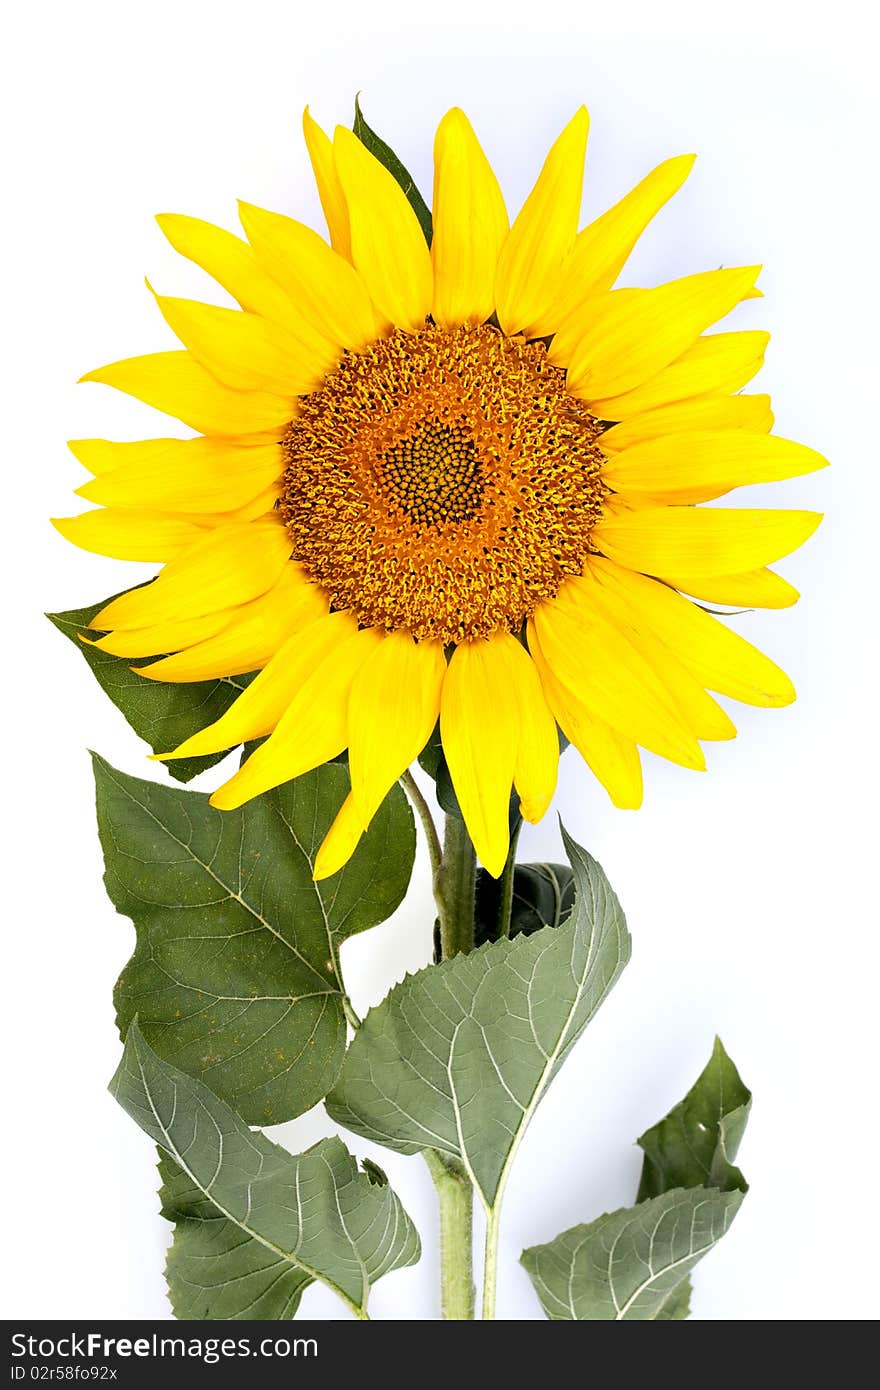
[47,589,251,782]
[474,862,576,947]
[353,95,432,245]
[417,722,443,780]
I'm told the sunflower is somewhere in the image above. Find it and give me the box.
[56,106,825,879]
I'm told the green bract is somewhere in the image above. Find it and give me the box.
[48,590,253,782]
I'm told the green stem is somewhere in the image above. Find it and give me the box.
[496,819,523,941]
[482,1208,501,1320]
[430,816,477,1314]
[424,1150,475,1321]
[341,994,361,1031]
[404,781,480,1317]
[400,770,443,879]
[435,814,477,960]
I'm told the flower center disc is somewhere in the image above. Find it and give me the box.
[280,323,607,643]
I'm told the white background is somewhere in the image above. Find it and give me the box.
[3,0,877,1323]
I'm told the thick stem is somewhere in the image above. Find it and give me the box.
[424,1150,475,1321]
[406,790,479,1316]
[422,809,478,1317]
[481,1208,501,1320]
[436,814,477,960]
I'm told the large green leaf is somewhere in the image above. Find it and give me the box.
[522,1039,752,1320]
[158,1152,310,1320]
[327,829,630,1209]
[637,1036,751,1200]
[654,1278,693,1320]
[47,590,252,782]
[353,96,432,245]
[95,754,415,1124]
[159,1148,411,1320]
[112,1024,420,1320]
[520,1186,743,1321]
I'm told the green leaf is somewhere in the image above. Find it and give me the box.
[521,1186,743,1320]
[353,95,432,245]
[95,754,415,1124]
[158,1152,310,1320]
[654,1278,693,1320]
[159,1143,416,1320]
[47,590,252,782]
[112,1024,419,1320]
[637,1036,751,1200]
[521,1039,752,1320]
[327,828,630,1209]
[474,862,575,947]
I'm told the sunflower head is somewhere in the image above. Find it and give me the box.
[279,321,607,644]
[56,103,826,879]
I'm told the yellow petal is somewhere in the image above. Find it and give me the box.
[588,330,770,421]
[431,108,508,327]
[494,107,590,337]
[586,558,796,706]
[527,626,643,809]
[211,626,383,808]
[601,431,828,505]
[86,608,236,658]
[157,612,357,760]
[134,566,328,681]
[155,213,310,333]
[80,351,292,434]
[52,509,205,561]
[151,290,334,394]
[238,200,386,349]
[599,394,773,451]
[303,107,352,261]
[313,792,365,881]
[198,484,279,526]
[347,632,446,828]
[667,568,799,609]
[93,519,291,629]
[566,266,761,401]
[563,572,735,742]
[536,153,696,337]
[68,438,130,476]
[594,505,823,577]
[333,126,432,331]
[439,637,521,876]
[75,437,282,513]
[508,636,559,823]
[530,596,704,769]
[547,288,641,369]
